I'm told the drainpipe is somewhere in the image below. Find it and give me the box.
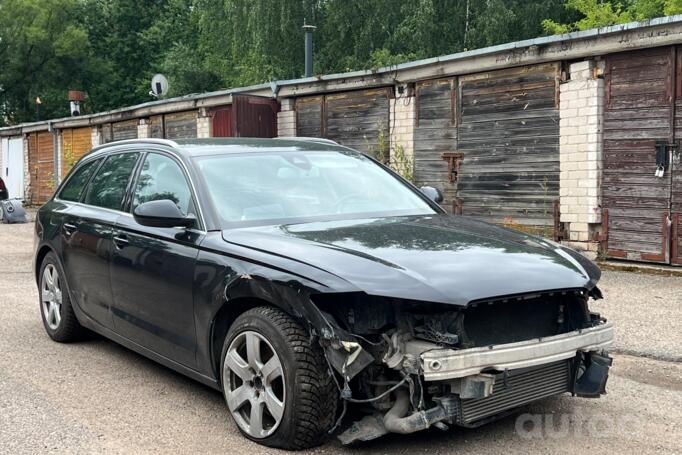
[303,24,316,78]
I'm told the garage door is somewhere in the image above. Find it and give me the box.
[1,137,25,200]
[61,127,92,177]
[296,88,391,155]
[457,63,560,233]
[602,47,677,264]
[164,111,197,139]
[414,78,459,212]
[28,132,55,205]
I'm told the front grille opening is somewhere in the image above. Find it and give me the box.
[460,291,589,348]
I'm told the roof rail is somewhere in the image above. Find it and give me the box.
[90,138,179,153]
[275,137,339,146]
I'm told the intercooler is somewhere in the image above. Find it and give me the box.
[453,360,571,426]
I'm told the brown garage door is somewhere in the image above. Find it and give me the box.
[457,63,560,233]
[164,111,198,139]
[296,88,391,155]
[60,127,92,176]
[602,47,678,264]
[28,131,55,205]
[414,78,459,212]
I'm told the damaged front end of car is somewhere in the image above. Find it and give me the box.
[308,288,614,444]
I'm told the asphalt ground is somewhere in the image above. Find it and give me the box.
[1,220,680,454]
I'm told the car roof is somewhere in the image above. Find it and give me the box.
[85,137,354,160]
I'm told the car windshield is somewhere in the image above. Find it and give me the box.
[194,149,436,226]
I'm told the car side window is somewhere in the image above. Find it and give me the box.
[59,158,101,202]
[83,153,139,211]
[132,153,193,216]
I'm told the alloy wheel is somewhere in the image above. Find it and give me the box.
[41,264,62,330]
[223,330,286,439]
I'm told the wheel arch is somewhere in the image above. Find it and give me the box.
[34,244,56,284]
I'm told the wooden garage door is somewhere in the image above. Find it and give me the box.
[296,88,391,155]
[28,132,55,205]
[105,120,138,143]
[457,63,560,233]
[414,78,458,212]
[603,47,674,263]
[164,111,197,139]
[61,127,92,176]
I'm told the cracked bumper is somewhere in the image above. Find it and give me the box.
[416,323,614,381]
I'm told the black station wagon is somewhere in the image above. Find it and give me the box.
[34,138,613,449]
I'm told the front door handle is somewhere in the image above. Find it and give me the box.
[113,234,129,249]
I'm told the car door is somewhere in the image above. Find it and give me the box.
[60,152,141,329]
[110,151,203,367]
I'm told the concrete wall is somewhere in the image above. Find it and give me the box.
[559,60,605,251]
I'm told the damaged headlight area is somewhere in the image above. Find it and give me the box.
[310,289,614,444]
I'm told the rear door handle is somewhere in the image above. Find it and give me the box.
[63,223,77,236]
[113,234,129,249]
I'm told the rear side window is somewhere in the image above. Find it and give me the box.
[84,153,139,210]
[132,153,193,216]
[59,159,101,202]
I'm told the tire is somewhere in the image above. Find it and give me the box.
[38,252,86,342]
[220,306,337,450]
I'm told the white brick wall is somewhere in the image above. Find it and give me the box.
[197,112,211,138]
[23,135,31,204]
[277,98,296,137]
[91,126,101,148]
[0,138,3,177]
[389,90,415,162]
[56,131,63,183]
[137,119,151,139]
[559,60,604,248]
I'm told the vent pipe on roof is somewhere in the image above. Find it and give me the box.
[303,24,316,78]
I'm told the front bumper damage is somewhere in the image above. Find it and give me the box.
[335,322,614,445]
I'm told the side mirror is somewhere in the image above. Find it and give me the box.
[420,186,444,204]
[133,199,196,228]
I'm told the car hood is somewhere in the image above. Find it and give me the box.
[222,215,600,306]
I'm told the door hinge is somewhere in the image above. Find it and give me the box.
[442,152,464,184]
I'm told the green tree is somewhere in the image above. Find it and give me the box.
[0,0,97,124]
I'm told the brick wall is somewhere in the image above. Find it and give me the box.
[23,135,30,203]
[197,109,211,138]
[91,126,101,148]
[559,60,604,251]
[389,89,415,175]
[277,99,296,137]
[137,119,151,139]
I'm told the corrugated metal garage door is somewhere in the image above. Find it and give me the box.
[233,95,279,138]
[296,88,391,155]
[211,106,233,137]
[28,132,55,205]
[414,78,458,212]
[60,127,92,176]
[603,46,679,264]
[457,63,560,232]
[164,111,197,139]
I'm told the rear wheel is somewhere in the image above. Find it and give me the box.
[221,306,337,449]
[39,252,86,342]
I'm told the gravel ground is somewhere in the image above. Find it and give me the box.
[1,220,680,454]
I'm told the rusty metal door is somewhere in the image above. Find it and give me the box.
[603,47,675,263]
[211,106,233,137]
[233,95,279,138]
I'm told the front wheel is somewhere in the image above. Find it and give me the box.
[220,306,337,449]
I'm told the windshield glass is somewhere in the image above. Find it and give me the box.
[194,150,435,226]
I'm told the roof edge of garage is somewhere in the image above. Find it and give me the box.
[3,15,682,135]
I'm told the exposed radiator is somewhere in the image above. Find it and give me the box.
[455,360,570,426]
